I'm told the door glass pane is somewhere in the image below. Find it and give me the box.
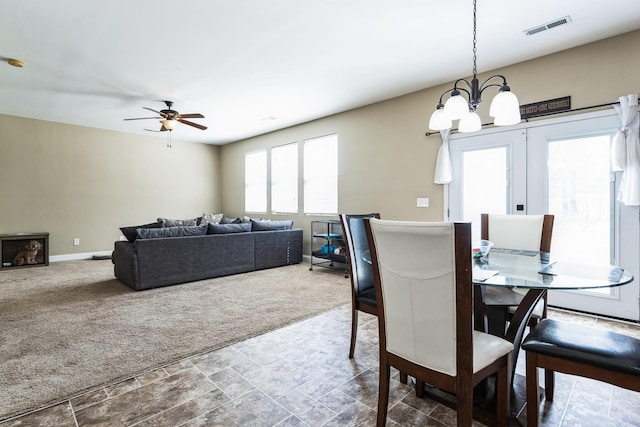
[548,135,612,294]
[462,147,507,239]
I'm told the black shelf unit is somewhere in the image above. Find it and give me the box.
[309,220,348,277]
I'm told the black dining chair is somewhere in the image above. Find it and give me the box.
[339,213,380,359]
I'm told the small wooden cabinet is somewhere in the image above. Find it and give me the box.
[0,232,49,270]
[309,220,348,277]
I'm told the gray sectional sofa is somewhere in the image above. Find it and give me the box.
[112,218,303,291]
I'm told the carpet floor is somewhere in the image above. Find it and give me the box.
[0,259,350,421]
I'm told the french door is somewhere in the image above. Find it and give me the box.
[448,110,640,321]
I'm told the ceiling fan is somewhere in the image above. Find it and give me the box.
[124,100,207,132]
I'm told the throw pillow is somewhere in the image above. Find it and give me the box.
[220,216,242,224]
[157,217,198,227]
[207,222,252,234]
[251,219,294,231]
[120,221,163,242]
[137,225,207,239]
[201,212,224,226]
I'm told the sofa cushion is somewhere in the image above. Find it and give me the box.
[207,222,252,234]
[157,217,199,227]
[251,219,294,231]
[221,216,242,224]
[137,225,207,239]
[120,221,163,242]
[201,212,224,226]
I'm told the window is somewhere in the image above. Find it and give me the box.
[304,134,338,214]
[271,143,298,213]
[244,150,267,213]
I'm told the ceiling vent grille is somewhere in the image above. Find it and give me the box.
[525,16,572,36]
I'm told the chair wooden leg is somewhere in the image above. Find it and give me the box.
[526,352,540,427]
[349,309,358,359]
[415,379,424,398]
[495,359,510,427]
[544,368,555,401]
[377,362,391,427]
[399,372,407,384]
[456,386,473,427]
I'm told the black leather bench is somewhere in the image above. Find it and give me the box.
[522,318,640,427]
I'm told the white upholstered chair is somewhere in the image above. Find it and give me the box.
[480,213,554,327]
[364,219,513,427]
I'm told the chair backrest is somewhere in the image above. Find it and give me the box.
[481,214,554,252]
[364,219,472,376]
[340,213,380,296]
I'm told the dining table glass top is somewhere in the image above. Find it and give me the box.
[473,247,633,290]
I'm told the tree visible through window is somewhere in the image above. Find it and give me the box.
[304,134,338,214]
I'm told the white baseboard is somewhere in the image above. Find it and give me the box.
[50,251,112,262]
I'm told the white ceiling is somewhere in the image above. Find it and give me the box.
[1,1,639,145]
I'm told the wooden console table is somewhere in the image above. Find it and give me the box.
[0,232,49,270]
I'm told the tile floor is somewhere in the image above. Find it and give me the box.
[2,297,640,426]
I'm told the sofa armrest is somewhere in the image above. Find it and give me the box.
[112,241,139,289]
[253,229,303,270]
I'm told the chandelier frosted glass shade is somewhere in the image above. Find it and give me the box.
[428,107,453,131]
[458,111,482,133]
[490,90,522,126]
[443,93,470,120]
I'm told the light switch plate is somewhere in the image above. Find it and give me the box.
[417,197,430,208]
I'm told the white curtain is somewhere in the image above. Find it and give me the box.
[434,128,452,184]
[611,94,640,206]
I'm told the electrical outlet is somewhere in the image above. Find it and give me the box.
[417,197,430,208]
[73,238,80,246]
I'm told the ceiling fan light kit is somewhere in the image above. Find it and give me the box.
[428,0,521,133]
[160,119,177,130]
[124,100,207,134]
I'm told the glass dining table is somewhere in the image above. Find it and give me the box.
[473,247,633,351]
[472,247,634,423]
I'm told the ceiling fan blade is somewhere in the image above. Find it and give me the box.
[144,128,162,133]
[124,116,162,121]
[178,118,208,130]
[143,107,167,117]
[177,113,205,119]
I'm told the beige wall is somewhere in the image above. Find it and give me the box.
[0,116,220,256]
[2,30,639,258]
[220,30,640,253]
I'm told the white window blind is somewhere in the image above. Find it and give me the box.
[245,150,267,213]
[271,143,298,213]
[304,134,338,214]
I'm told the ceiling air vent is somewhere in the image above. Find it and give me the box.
[525,16,572,36]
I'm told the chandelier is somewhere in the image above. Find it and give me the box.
[428,0,521,132]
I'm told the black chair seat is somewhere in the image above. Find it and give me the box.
[355,287,376,307]
[522,319,640,376]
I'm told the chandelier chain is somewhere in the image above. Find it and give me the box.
[472,0,477,77]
